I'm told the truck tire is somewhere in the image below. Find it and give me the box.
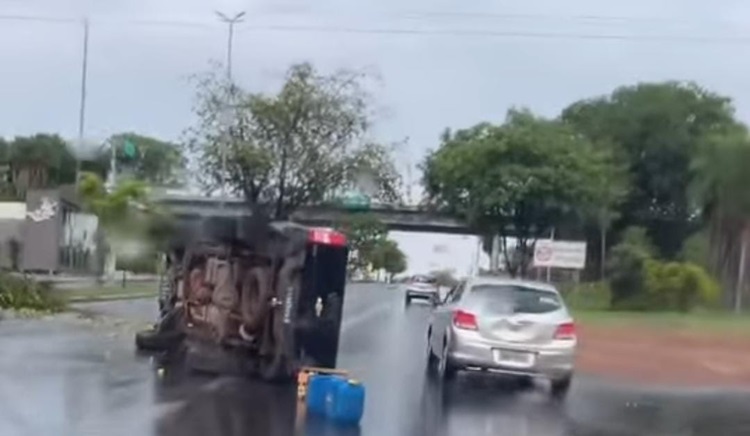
[135,328,184,352]
[240,267,272,333]
[135,308,185,352]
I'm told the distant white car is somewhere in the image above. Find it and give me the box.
[405,275,440,306]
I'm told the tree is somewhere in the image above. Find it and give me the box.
[97,133,186,186]
[370,239,407,280]
[0,138,13,199]
[185,62,401,219]
[8,134,77,196]
[336,213,387,276]
[77,172,172,275]
[422,109,614,277]
[690,122,750,311]
[562,82,738,259]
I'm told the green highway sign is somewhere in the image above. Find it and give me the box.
[340,192,371,211]
[123,139,137,159]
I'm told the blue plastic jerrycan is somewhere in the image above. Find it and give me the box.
[325,378,366,425]
[307,374,337,415]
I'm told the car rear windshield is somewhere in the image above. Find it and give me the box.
[412,276,435,284]
[465,284,562,315]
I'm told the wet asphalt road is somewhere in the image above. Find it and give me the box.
[2,284,750,436]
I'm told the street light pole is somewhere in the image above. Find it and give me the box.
[75,18,90,184]
[216,11,245,82]
[215,11,245,207]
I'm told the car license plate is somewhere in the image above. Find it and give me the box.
[493,349,534,367]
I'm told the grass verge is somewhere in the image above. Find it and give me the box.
[573,309,750,335]
[64,282,158,303]
[0,274,67,313]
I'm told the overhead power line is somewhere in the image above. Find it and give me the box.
[239,23,750,45]
[0,13,77,23]
[2,12,750,45]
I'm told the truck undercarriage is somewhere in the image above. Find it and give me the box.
[137,216,349,382]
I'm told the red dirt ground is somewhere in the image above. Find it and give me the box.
[576,324,750,387]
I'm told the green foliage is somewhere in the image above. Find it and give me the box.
[644,261,721,312]
[607,242,652,310]
[186,63,401,218]
[0,274,66,312]
[561,281,612,311]
[680,230,710,269]
[78,172,174,267]
[336,213,387,274]
[116,253,158,274]
[606,226,720,312]
[5,134,77,196]
[619,226,657,257]
[101,133,186,186]
[422,109,616,276]
[689,123,750,303]
[370,239,407,277]
[563,82,738,258]
[77,172,149,227]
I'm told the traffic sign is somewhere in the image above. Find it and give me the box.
[340,192,371,211]
[533,240,587,270]
[123,139,137,159]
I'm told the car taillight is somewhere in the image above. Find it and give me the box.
[554,322,576,340]
[453,310,478,330]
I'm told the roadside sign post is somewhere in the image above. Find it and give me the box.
[532,240,587,280]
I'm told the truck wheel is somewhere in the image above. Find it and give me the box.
[135,308,185,352]
[136,328,184,352]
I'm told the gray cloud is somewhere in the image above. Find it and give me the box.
[3,0,750,172]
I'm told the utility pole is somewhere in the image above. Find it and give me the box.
[215,11,245,207]
[546,227,556,283]
[75,18,90,184]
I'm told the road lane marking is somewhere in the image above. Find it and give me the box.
[341,302,392,332]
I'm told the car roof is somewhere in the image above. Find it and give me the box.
[463,276,560,294]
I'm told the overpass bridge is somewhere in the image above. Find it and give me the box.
[155,195,472,234]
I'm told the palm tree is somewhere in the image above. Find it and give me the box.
[77,172,173,278]
[691,124,750,312]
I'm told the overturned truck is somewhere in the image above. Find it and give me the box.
[136,214,349,382]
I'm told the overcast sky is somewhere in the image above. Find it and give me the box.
[4,0,750,195]
[5,0,750,273]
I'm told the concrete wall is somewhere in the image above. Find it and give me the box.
[62,211,98,251]
[22,190,61,272]
[0,202,26,269]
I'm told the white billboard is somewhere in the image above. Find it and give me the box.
[533,240,587,270]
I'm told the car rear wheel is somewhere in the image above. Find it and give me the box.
[550,375,572,399]
[426,333,438,371]
[515,375,534,390]
[404,295,411,306]
[438,340,457,380]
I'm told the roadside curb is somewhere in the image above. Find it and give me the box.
[67,293,157,304]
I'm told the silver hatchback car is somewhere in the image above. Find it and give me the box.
[425,276,576,397]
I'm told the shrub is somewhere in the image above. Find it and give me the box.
[561,281,611,311]
[607,243,651,310]
[116,252,158,274]
[0,274,66,312]
[644,260,721,312]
